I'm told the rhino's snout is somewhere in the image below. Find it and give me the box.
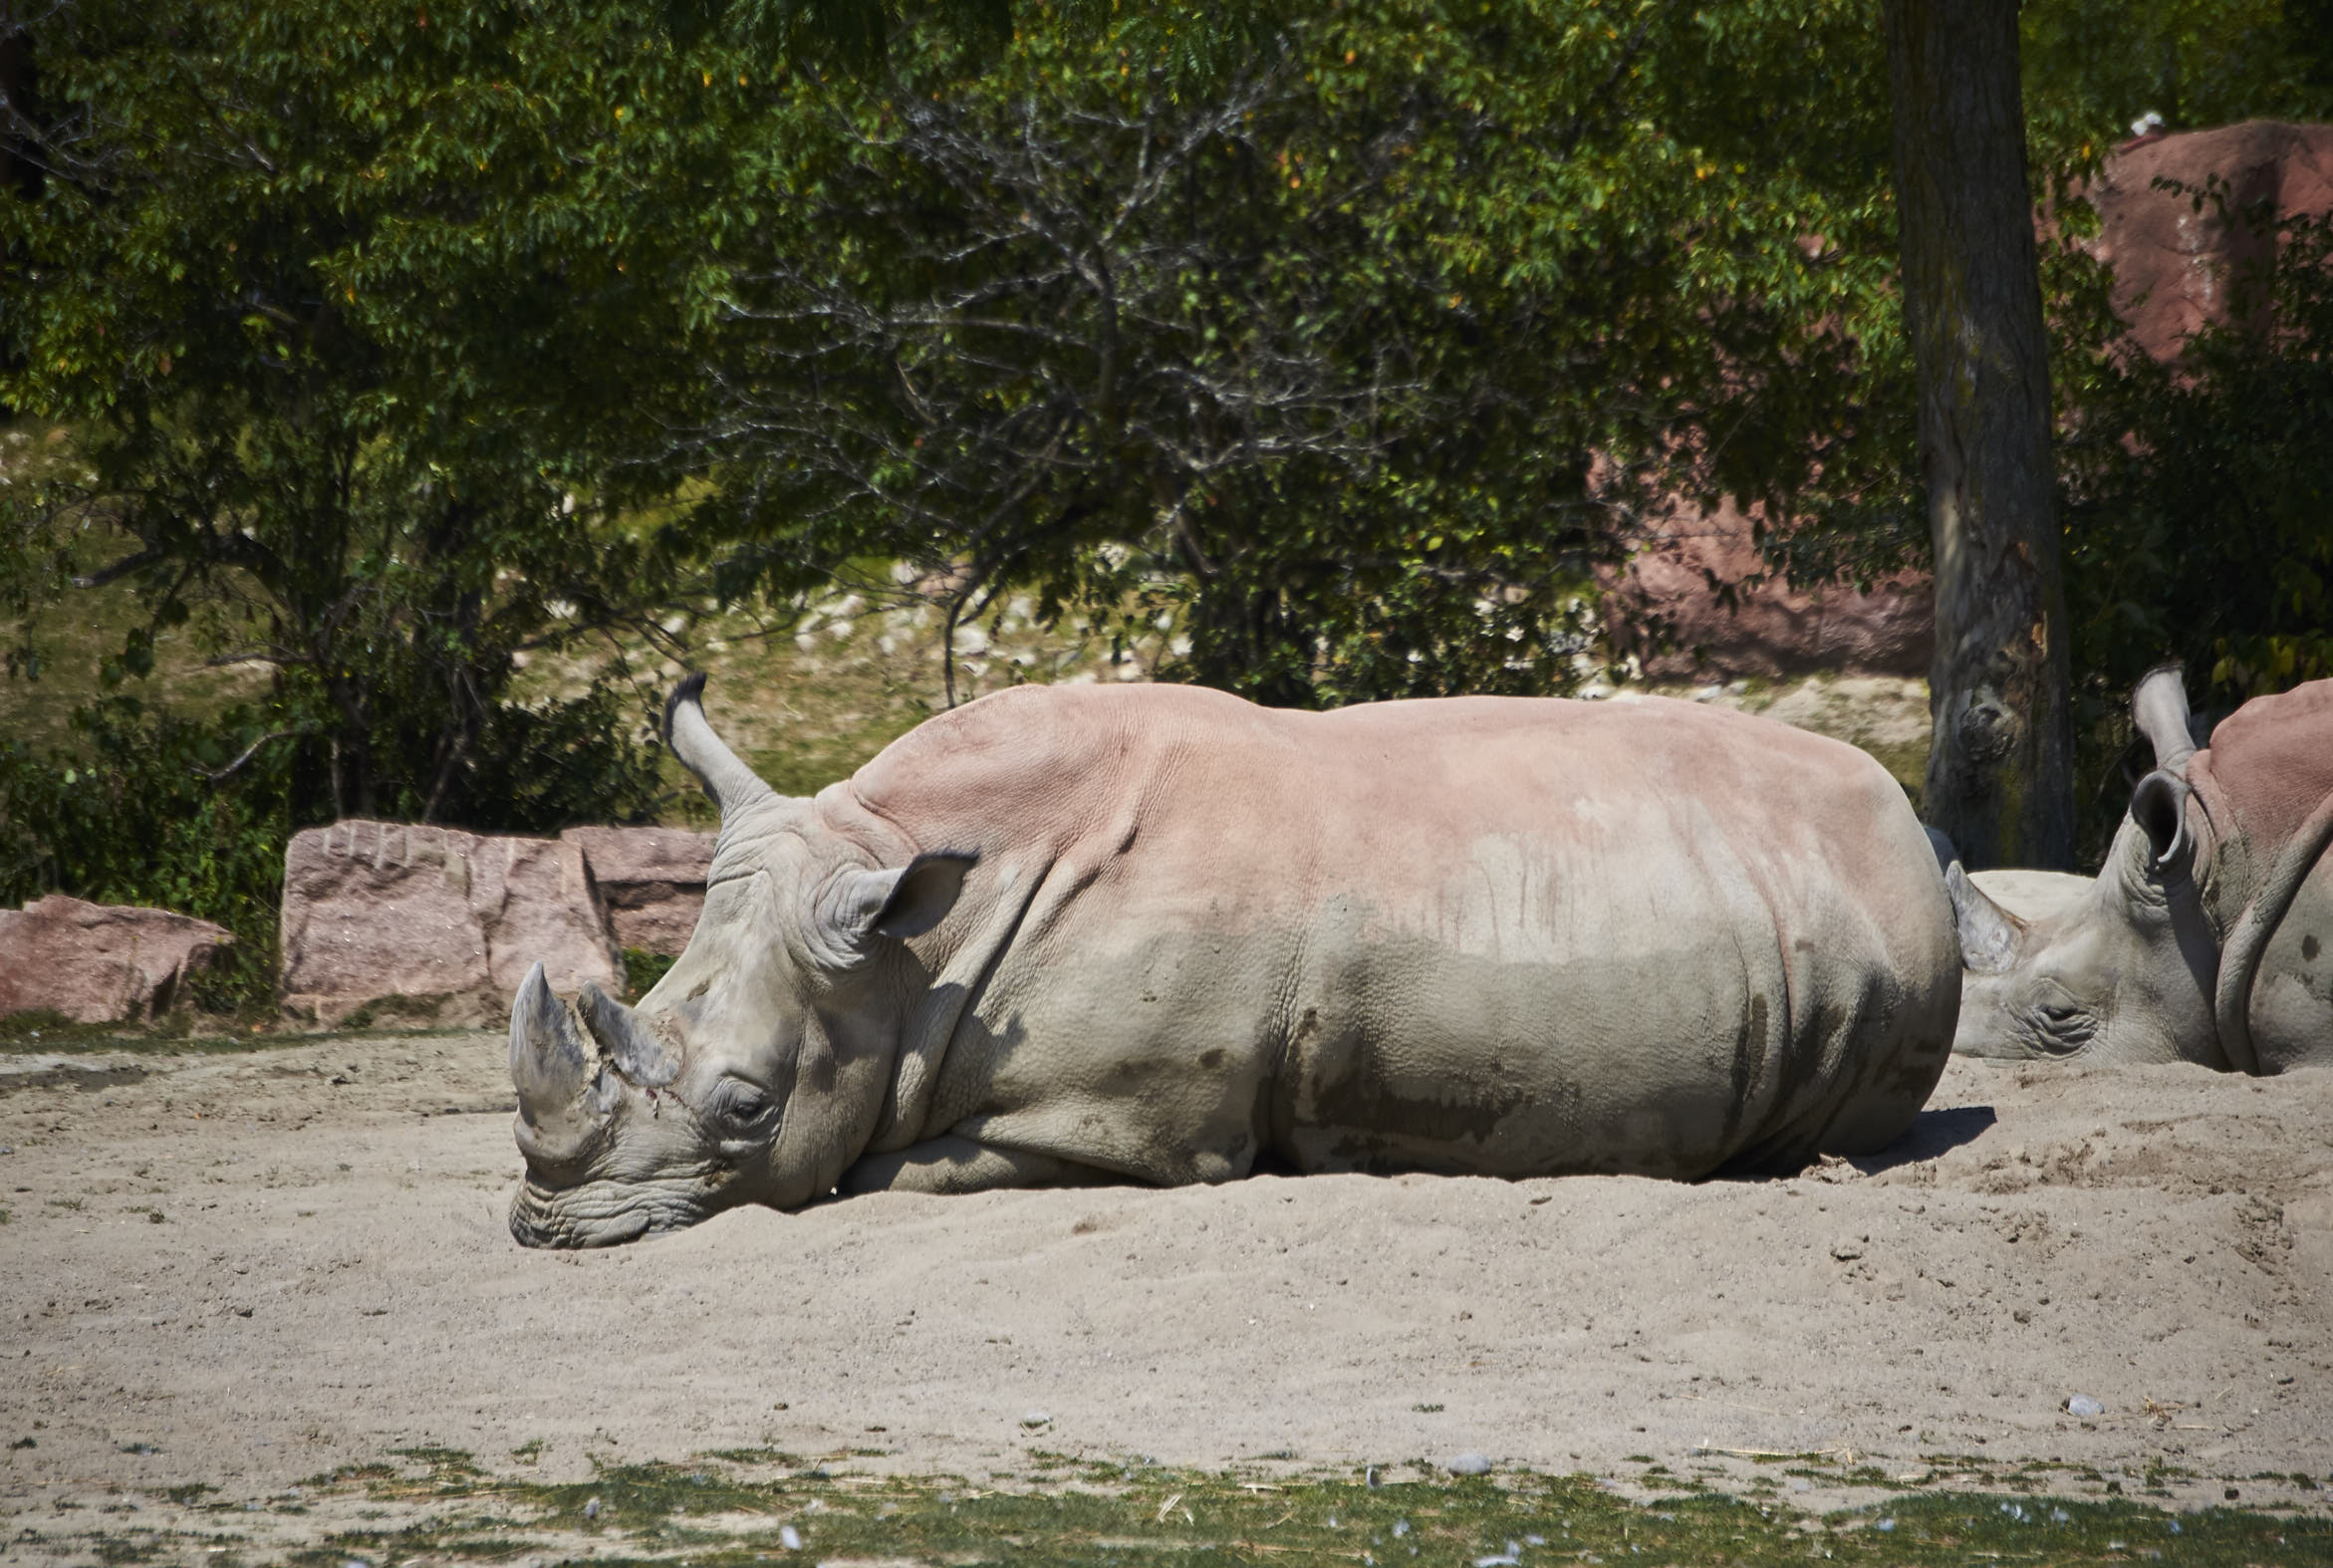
[507,1178,653,1249]
[508,964,730,1248]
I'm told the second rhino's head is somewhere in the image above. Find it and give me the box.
[1940,664,2221,1066]
[505,675,975,1248]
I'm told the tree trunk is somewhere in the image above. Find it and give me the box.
[1885,0,2074,870]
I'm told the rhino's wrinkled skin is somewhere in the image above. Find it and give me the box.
[509,678,1960,1247]
[1941,668,2333,1072]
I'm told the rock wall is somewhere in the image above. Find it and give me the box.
[557,826,715,958]
[0,896,234,1024]
[2088,120,2333,364]
[277,821,713,1026]
[1605,121,2333,681]
[280,821,621,1027]
[1602,493,1934,681]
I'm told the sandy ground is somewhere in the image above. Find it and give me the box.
[4,1032,2332,1556]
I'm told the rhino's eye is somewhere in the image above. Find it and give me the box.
[2030,1003,2096,1055]
[713,1082,775,1128]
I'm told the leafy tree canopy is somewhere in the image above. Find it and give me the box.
[554,0,1921,705]
[0,0,686,829]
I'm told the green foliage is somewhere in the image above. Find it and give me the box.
[0,698,291,1011]
[0,0,692,1005]
[2055,200,2333,705]
[666,0,1913,706]
[0,0,685,830]
[2044,187,2333,856]
[2021,0,2333,173]
[623,946,678,999]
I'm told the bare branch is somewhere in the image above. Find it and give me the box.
[193,728,300,783]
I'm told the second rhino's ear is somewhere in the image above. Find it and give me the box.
[806,851,979,967]
[2131,768,2195,873]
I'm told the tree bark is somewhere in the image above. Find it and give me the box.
[1885,0,2074,869]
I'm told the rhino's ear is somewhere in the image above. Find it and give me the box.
[807,851,978,967]
[2131,768,2195,873]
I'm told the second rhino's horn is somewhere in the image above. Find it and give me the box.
[1945,863,2028,975]
[2132,663,2199,775]
[578,980,680,1088]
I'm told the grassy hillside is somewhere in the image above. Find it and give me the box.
[5,563,1932,828]
[3,412,1928,828]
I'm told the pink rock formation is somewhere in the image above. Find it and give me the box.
[559,826,715,957]
[279,820,623,1027]
[1603,493,1934,681]
[0,895,234,1024]
[2086,121,2333,363]
[1604,121,2333,680]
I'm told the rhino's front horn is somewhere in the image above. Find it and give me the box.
[577,980,680,1088]
[510,962,607,1158]
[1945,862,2028,974]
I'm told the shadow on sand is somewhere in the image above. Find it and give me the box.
[1848,1102,1998,1175]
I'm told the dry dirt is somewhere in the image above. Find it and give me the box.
[4,1035,2331,1558]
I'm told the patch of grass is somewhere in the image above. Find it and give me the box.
[528,1459,779,1527]
[217,1456,2333,1568]
[622,947,676,1000]
[0,1011,292,1055]
[161,1484,215,1506]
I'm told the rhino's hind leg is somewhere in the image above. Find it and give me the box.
[839,1136,1124,1197]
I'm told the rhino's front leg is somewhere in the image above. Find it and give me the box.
[838,1135,1122,1197]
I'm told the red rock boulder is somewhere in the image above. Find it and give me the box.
[559,826,715,958]
[0,896,234,1024]
[1603,493,1935,681]
[2086,120,2333,363]
[278,820,623,1027]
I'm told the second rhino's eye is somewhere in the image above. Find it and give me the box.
[2030,1002,2096,1054]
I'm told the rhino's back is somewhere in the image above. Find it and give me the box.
[843,683,1955,1178]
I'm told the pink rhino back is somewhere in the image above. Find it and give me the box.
[818,683,1953,1179]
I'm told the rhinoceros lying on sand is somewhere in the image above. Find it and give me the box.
[1941,668,2333,1071]
[507,678,1959,1247]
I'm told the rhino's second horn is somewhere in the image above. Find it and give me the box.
[2132,662,2201,774]
[579,980,680,1088]
[665,671,779,821]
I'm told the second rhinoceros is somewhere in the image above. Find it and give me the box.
[1941,667,2333,1071]
[507,678,1959,1247]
